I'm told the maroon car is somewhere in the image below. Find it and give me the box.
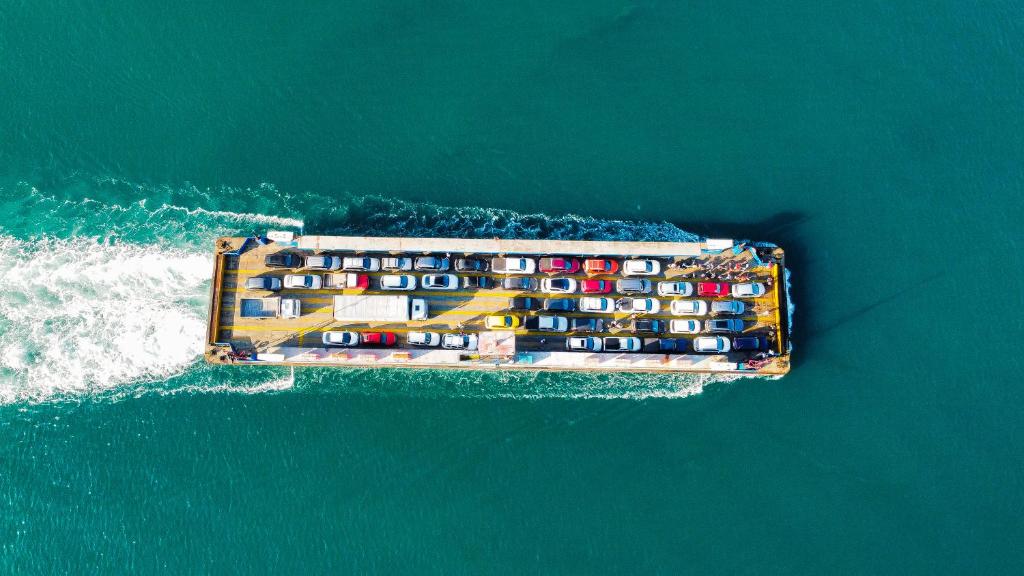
[538,257,581,274]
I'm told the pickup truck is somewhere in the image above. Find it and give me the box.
[239,297,301,319]
[322,273,370,290]
[491,257,537,275]
[523,315,569,332]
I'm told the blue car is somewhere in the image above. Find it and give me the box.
[732,336,765,351]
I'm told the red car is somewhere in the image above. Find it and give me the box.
[581,279,613,294]
[697,282,730,297]
[351,274,370,289]
[361,332,397,346]
[583,259,620,275]
[538,257,581,274]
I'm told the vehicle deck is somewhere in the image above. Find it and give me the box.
[206,235,791,377]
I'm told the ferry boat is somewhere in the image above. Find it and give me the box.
[206,233,791,377]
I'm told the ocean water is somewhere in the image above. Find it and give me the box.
[1,1,1022,574]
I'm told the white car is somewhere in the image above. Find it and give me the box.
[342,256,381,272]
[422,274,459,290]
[442,333,478,350]
[622,259,661,276]
[693,336,731,353]
[381,257,413,271]
[566,336,602,352]
[414,256,450,271]
[379,274,417,291]
[657,281,693,296]
[602,337,641,352]
[618,298,660,314]
[540,278,578,294]
[732,282,767,298]
[711,300,745,315]
[526,315,569,332]
[407,331,441,346]
[322,331,359,346]
[579,297,615,313]
[304,255,341,270]
[669,319,702,334]
[670,300,708,316]
[284,274,323,289]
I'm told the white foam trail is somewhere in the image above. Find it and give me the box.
[0,235,211,404]
[150,204,305,229]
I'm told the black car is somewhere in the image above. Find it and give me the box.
[543,298,576,312]
[507,297,541,311]
[455,258,489,272]
[570,317,603,332]
[264,252,299,268]
[644,338,687,353]
[461,276,493,289]
[502,277,538,291]
[631,319,665,334]
[732,336,765,351]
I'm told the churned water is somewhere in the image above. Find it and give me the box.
[1,1,1022,574]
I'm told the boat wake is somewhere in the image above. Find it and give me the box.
[0,176,761,405]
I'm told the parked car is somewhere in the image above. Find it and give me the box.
[455,258,489,272]
[340,256,379,271]
[707,319,744,333]
[502,277,538,291]
[669,319,701,334]
[631,319,665,333]
[245,277,281,291]
[379,274,417,291]
[657,281,694,297]
[540,278,577,294]
[566,336,602,352]
[414,256,450,271]
[622,259,661,276]
[381,257,413,271]
[543,298,576,312]
[407,331,441,346]
[732,282,767,298]
[583,259,620,275]
[507,297,541,311]
[442,333,478,350]
[538,257,580,274]
[265,252,299,269]
[461,276,493,289]
[617,298,661,314]
[570,317,604,332]
[670,300,709,316]
[304,255,342,270]
[711,300,745,315]
[283,274,323,290]
[693,336,731,353]
[616,278,652,294]
[579,297,615,313]
[491,257,536,274]
[697,282,730,297]
[422,274,459,290]
[361,332,397,346]
[603,337,641,352]
[523,315,569,332]
[322,331,359,347]
[732,336,765,351]
[581,279,613,294]
[647,338,688,353]
[485,315,521,329]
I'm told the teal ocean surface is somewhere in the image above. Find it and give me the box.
[1,1,1022,573]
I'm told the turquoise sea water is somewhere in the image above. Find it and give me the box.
[2,1,1022,573]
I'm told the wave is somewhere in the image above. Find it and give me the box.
[0,175,771,405]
